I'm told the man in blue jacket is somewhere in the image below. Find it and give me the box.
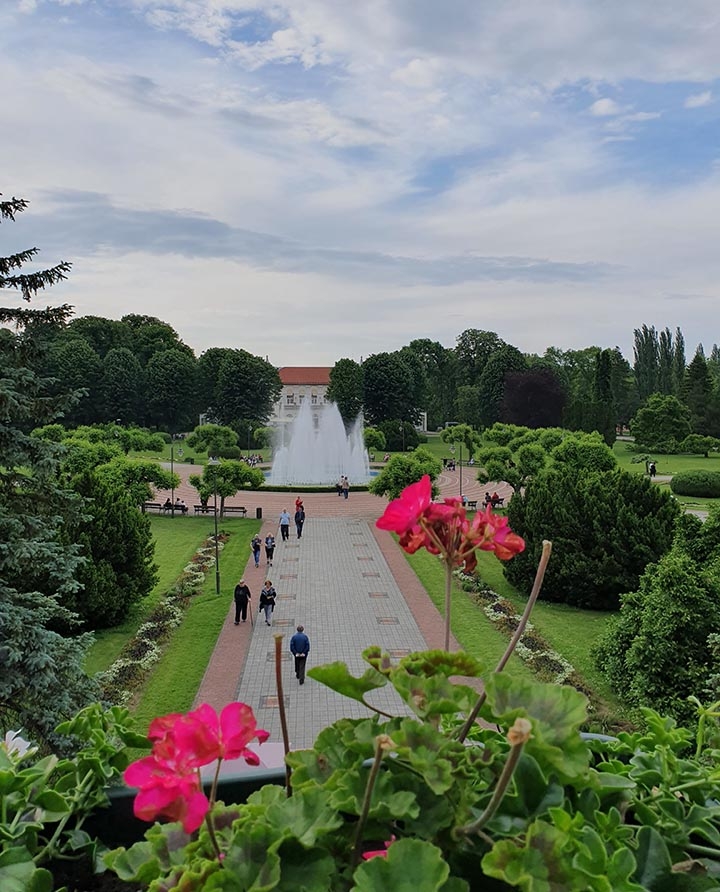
[290,625,310,685]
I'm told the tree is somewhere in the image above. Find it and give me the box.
[252,427,273,449]
[94,457,178,506]
[454,329,505,386]
[476,439,547,495]
[682,347,714,434]
[145,348,199,431]
[630,394,692,451]
[65,315,133,358]
[362,352,418,426]
[122,314,194,365]
[441,423,481,460]
[187,424,238,457]
[406,339,458,429]
[505,462,679,609]
[588,349,616,446]
[501,367,566,429]
[477,345,526,427]
[679,434,720,458]
[46,337,102,424]
[369,448,442,501]
[633,324,660,401]
[215,349,281,429]
[0,194,99,744]
[377,420,420,452]
[455,385,483,430]
[189,461,264,515]
[595,511,720,723]
[363,427,386,452]
[101,347,145,424]
[673,327,686,395]
[63,471,158,629]
[327,358,364,425]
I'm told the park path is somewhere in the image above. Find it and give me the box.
[182,465,511,757]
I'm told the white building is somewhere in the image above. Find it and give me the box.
[270,367,332,430]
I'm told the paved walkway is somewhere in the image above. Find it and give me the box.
[186,464,507,752]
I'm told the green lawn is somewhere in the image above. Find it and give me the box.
[133,444,272,465]
[402,547,533,680]
[131,519,260,734]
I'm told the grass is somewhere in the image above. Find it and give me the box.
[133,444,272,466]
[402,547,533,680]
[85,517,214,674]
[131,518,261,734]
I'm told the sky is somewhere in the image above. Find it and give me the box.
[2,0,720,366]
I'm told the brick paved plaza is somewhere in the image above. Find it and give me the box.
[176,465,512,752]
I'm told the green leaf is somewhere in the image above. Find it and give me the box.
[330,769,419,822]
[394,649,485,679]
[307,662,388,706]
[482,820,575,891]
[224,825,283,890]
[352,838,452,892]
[287,720,369,787]
[633,826,672,889]
[272,841,337,891]
[390,672,478,720]
[483,674,590,782]
[267,787,344,847]
[34,789,70,820]
[0,848,53,892]
[104,841,163,883]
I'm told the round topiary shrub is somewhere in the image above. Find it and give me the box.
[670,470,720,497]
[218,445,242,459]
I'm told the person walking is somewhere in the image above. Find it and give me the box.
[264,533,276,567]
[290,625,310,684]
[294,504,306,539]
[279,509,291,541]
[233,578,251,624]
[341,476,350,500]
[259,580,277,626]
[251,534,262,568]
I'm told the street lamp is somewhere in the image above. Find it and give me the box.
[170,434,175,517]
[208,457,221,595]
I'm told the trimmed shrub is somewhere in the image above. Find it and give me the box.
[218,445,242,459]
[670,470,720,498]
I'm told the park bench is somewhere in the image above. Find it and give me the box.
[466,500,478,511]
[193,504,216,515]
[223,506,248,517]
[142,502,164,513]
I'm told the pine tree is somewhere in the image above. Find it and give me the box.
[633,324,659,401]
[0,194,99,745]
[682,346,714,434]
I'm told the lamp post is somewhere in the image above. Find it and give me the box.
[208,457,221,595]
[170,435,175,517]
[400,421,405,453]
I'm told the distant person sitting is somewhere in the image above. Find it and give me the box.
[484,492,492,507]
[175,498,187,515]
[491,492,500,508]
[163,498,172,512]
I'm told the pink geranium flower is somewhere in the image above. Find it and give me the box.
[376,475,433,535]
[125,702,269,833]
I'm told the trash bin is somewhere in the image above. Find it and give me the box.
[256,507,262,520]
[189,457,194,465]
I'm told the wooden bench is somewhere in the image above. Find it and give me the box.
[142,502,164,513]
[467,500,478,511]
[194,504,215,515]
[223,506,247,517]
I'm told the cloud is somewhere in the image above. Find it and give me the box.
[589,98,622,116]
[684,90,713,108]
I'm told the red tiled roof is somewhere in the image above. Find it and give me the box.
[279,367,331,385]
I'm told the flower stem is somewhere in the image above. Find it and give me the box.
[274,633,292,796]
[444,559,453,652]
[456,735,527,836]
[456,540,552,743]
[202,770,223,862]
[350,736,388,871]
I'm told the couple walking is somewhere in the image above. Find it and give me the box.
[251,534,276,568]
[233,578,277,625]
[279,499,306,541]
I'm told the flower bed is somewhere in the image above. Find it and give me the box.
[99,533,229,705]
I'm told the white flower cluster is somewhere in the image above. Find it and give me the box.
[100,533,221,705]
[456,570,577,686]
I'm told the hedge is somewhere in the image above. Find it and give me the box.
[670,470,720,498]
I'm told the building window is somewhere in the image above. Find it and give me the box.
[286,393,295,405]
[299,394,305,403]
[311,393,318,405]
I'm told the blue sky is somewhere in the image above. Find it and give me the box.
[2,0,720,364]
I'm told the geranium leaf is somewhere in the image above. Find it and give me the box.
[104,841,162,883]
[352,839,454,892]
[397,650,485,678]
[307,662,388,705]
[390,672,478,719]
[272,841,338,891]
[482,820,575,891]
[331,769,418,821]
[483,674,590,782]
[633,826,672,888]
[267,787,344,846]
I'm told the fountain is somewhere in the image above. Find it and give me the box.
[269,400,371,485]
